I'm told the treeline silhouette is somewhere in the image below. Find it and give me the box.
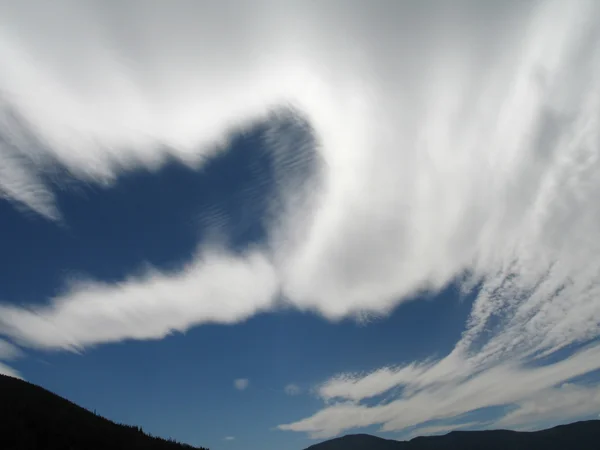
[0,374,208,450]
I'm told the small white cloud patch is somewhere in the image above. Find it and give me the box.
[224,436,235,441]
[285,383,301,396]
[234,378,249,391]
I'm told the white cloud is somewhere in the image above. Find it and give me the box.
[0,362,21,379]
[234,378,249,391]
[0,339,21,360]
[285,383,301,396]
[0,0,599,435]
[0,249,278,350]
[0,0,596,340]
[224,436,235,441]
[494,383,600,430]
[278,323,600,437]
[0,339,22,379]
[318,364,431,402]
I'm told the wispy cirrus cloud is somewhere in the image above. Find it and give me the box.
[0,0,597,347]
[279,303,600,437]
[494,383,600,431]
[0,339,22,379]
[0,249,278,350]
[0,363,20,379]
[0,339,21,360]
[0,0,599,435]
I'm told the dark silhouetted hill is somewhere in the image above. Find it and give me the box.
[0,374,208,450]
[305,420,600,450]
[306,434,403,450]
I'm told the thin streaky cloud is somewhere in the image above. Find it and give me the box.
[0,249,278,350]
[0,339,21,360]
[0,362,21,379]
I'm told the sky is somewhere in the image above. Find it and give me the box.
[1,0,600,449]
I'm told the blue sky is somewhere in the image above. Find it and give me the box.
[1,1,600,450]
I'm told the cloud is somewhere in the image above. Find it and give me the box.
[0,362,21,379]
[234,379,249,391]
[318,364,431,402]
[0,339,22,360]
[0,339,22,379]
[0,2,599,435]
[224,436,235,441]
[0,249,278,350]
[495,383,600,430]
[284,383,301,396]
[278,325,600,437]
[0,141,60,221]
[0,0,596,338]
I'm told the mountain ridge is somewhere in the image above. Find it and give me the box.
[305,419,600,450]
[2,373,600,450]
[0,373,207,450]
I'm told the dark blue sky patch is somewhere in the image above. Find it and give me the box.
[0,109,319,306]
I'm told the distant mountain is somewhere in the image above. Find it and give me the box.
[3,371,599,450]
[306,434,403,450]
[0,374,207,450]
[305,420,600,450]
